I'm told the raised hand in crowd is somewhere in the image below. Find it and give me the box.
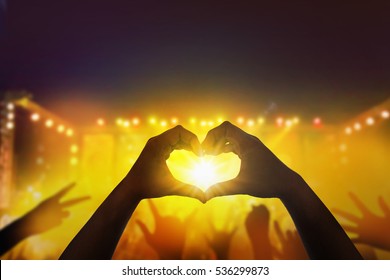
[0,182,89,256]
[273,221,308,259]
[137,200,190,259]
[203,121,362,259]
[245,204,273,259]
[334,192,390,251]
[205,218,237,260]
[60,126,204,259]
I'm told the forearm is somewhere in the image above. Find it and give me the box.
[0,218,30,256]
[280,174,362,260]
[60,178,140,260]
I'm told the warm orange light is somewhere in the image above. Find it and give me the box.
[6,121,14,130]
[237,117,245,125]
[57,125,65,133]
[276,117,284,126]
[345,127,352,135]
[97,118,105,126]
[171,117,178,125]
[7,103,14,111]
[247,119,255,127]
[366,117,374,126]
[381,110,389,119]
[66,128,74,137]
[132,117,140,125]
[354,122,361,131]
[70,144,78,154]
[31,113,40,122]
[45,119,54,128]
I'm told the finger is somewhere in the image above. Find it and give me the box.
[136,220,153,243]
[378,196,390,216]
[60,196,91,207]
[166,181,205,203]
[205,179,238,201]
[161,125,202,156]
[51,182,77,200]
[348,192,370,214]
[332,208,360,223]
[286,230,293,241]
[350,237,365,244]
[60,210,71,219]
[202,122,227,155]
[274,221,286,244]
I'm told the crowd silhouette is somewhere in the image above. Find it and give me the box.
[2,121,389,260]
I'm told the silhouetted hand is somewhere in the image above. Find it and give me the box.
[203,121,298,200]
[334,192,390,251]
[273,221,308,259]
[205,222,237,260]
[202,122,362,259]
[245,205,273,259]
[21,183,90,235]
[0,182,90,256]
[60,126,204,259]
[125,125,204,202]
[136,200,189,259]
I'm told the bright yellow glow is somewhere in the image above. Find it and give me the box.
[171,117,178,125]
[123,120,130,127]
[7,103,14,111]
[66,128,74,137]
[354,122,361,131]
[57,125,65,133]
[381,110,389,119]
[257,117,265,124]
[132,117,140,125]
[116,118,123,126]
[160,120,167,127]
[70,157,78,166]
[70,144,78,154]
[217,117,224,123]
[237,117,244,125]
[345,127,352,135]
[6,121,14,129]
[200,120,207,127]
[293,117,299,124]
[166,151,241,191]
[97,118,105,126]
[366,117,374,125]
[276,117,283,126]
[7,112,14,120]
[45,119,54,128]
[189,117,197,124]
[149,117,157,125]
[207,121,214,127]
[31,113,40,122]
[247,119,255,127]
[285,119,293,127]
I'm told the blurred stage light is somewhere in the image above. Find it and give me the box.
[7,112,14,120]
[66,128,74,137]
[237,117,244,125]
[160,120,167,127]
[257,117,265,124]
[6,121,14,130]
[200,120,207,127]
[57,125,65,133]
[285,119,293,127]
[45,119,54,128]
[70,157,78,166]
[116,118,124,126]
[149,117,157,125]
[132,117,140,126]
[276,117,284,126]
[345,127,352,135]
[381,110,389,119]
[217,117,224,124]
[208,121,214,127]
[70,144,78,154]
[171,117,178,125]
[366,117,374,126]
[293,117,300,124]
[247,119,255,127]
[31,113,40,122]
[189,118,197,124]
[313,117,321,126]
[123,120,130,128]
[97,118,105,126]
[7,103,14,111]
[353,122,361,131]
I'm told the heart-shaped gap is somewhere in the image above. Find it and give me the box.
[166,150,241,191]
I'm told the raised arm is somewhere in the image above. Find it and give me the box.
[60,125,204,260]
[0,183,89,256]
[203,121,362,259]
